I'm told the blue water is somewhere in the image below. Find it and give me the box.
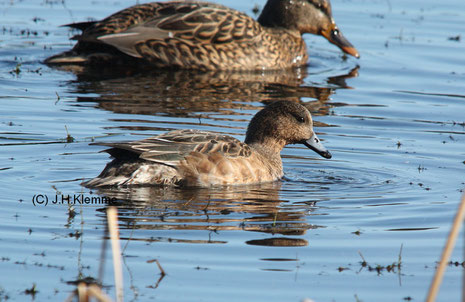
[1,0,465,301]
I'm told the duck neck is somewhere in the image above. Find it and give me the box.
[258,0,299,32]
[246,138,285,167]
[258,0,283,28]
[257,4,306,55]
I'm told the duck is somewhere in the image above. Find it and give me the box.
[45,0,359,70]
[83,101,332,187]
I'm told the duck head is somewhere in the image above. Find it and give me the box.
[258,0,359,58]
[245,101,332,159]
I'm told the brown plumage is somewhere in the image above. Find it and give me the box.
[83,101,332,187]
[45,0,359,70]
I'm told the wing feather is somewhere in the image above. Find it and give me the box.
[94,129,252,169]
[75,2,263,63]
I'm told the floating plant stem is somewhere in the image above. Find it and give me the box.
[427,194,465,302]
[107,207,124,302]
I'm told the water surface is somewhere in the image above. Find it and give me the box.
[1,0,465,301]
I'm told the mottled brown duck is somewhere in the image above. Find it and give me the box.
[45,0,359,70]
[83,101,332,187]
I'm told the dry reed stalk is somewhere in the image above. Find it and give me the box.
[64,282,114,302]
[155,259,166,276]
[87,284,114,302]
[77,282,87,302]
[147,258,167,276]
[427,194,465,302]
[107,206,124,302]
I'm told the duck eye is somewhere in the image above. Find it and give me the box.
[292,114,305,123]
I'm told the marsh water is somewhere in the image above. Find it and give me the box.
[1,0,465,301]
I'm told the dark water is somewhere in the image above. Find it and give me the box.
[1,0,465,301]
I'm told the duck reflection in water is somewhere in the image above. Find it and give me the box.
[73,66,359,119]
[96,181,324,247]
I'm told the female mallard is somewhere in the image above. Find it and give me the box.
[46,0,359,70]
[83,101,332,187]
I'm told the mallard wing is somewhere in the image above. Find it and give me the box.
[76,1,262,62]
[95,129,252,168]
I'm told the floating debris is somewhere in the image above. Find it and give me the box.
[448,35,461,41]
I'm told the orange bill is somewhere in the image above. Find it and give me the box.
[322,24,360,58]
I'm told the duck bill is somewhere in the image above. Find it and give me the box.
[322,24,360,58]
[303,133,332,159]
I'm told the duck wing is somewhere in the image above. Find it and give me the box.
[75,1,262,64]
[95,129,252,168]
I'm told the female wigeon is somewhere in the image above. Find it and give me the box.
[45,0,359,70]
[83,101,331,187]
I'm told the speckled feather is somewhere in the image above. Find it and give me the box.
[83,129,264,187]
[101,129,252,165]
